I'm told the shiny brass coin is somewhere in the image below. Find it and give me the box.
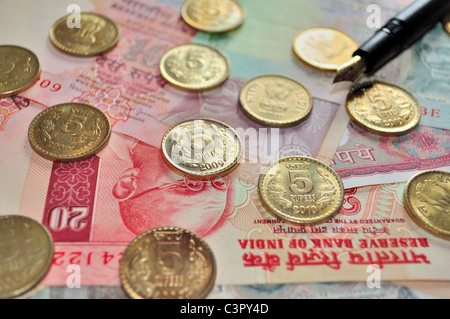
[181,0,245,33]
[404,170,450,240]
[293,27,358,71]
[28,103,111,162]
[49,12,119,57]
[0,45,40,97]
[120,226,217,299]
[161,118,242,180]
[345,81,421,136]
[0,215,54,299]
[159,43,230,91]
[239,75,313,127]
[258,156,344,224]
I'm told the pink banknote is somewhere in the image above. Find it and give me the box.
[7,108,447,286]
[20,0,346,168]
[332,121,450,188]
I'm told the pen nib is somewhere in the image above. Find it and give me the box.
[333,56,366,83]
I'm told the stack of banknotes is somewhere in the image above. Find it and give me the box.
[0,0,449,299]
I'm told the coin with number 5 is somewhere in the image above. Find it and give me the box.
[258,156,344,224]
[28,103,111,162]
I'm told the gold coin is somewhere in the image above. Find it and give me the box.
[345,81,421,136]
[181,0,245,33]
[159,43,230,91]
[293,27,358,71]
[161,118,242,180]
[49,12,119,57]
[404,170,450,240]
[28,103,111,162]
[0,215,54,299]
[0,45,40,98]
[258,156,345,224]
[120,226,217,299]
[443,13,450,35]
[239,75,313,127]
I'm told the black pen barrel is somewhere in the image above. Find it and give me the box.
[354,0,450,74]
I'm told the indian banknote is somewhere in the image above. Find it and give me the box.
[332,121,450,189]
[0,0,344,166]
[193,0,450,130]
[1,0,450,298]
[1,101,447,287]
[27,281,436,299]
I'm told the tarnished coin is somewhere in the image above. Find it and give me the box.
[345,81,421,136]
[159,43,230,91]
[404,170,450,240]
[0,45,40,97]
[258,156,344,224]
[49,12,119,57]
[181,0,245,33]
[28,103,111,162]
[161,119,242,180]
[239,75,313,127]
[293,27,358,71]
[0,215,54,299]
[120,226,217,299]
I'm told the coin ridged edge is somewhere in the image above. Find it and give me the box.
[28,103,111,162]
[258,156,345,224]
[119,226,217,299]
[345,80,422,136]
[161,118,242,180]
[49,12,119,57]
[159,44,231,91]
[403,170,450,240]
[0,45,41,98]
[180,0,246,33]
[238,74,313,128]
[0,215,54,299]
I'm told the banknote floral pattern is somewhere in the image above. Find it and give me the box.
[338,188,361,216]
[49,159,97,205]
[42,157,100,242]
[0,98,16,131]
[73,88,131,122]
[380,126,450,161]
[0,96,30,131]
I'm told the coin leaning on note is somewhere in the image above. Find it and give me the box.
[120,226,217,299]
[161,118,242,180]
[28,103,111,162]
[0,45,41,98]
[403,170,450,240]
[345,81,422,136]
[239,75,313,127]
[0,215,54,299]
[258,156,345,224]
[49,12,120,57]
[181,0,246,33]
[292,27,358,71]
[159,43,230,91]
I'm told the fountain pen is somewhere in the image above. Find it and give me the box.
[333,0,450,83]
